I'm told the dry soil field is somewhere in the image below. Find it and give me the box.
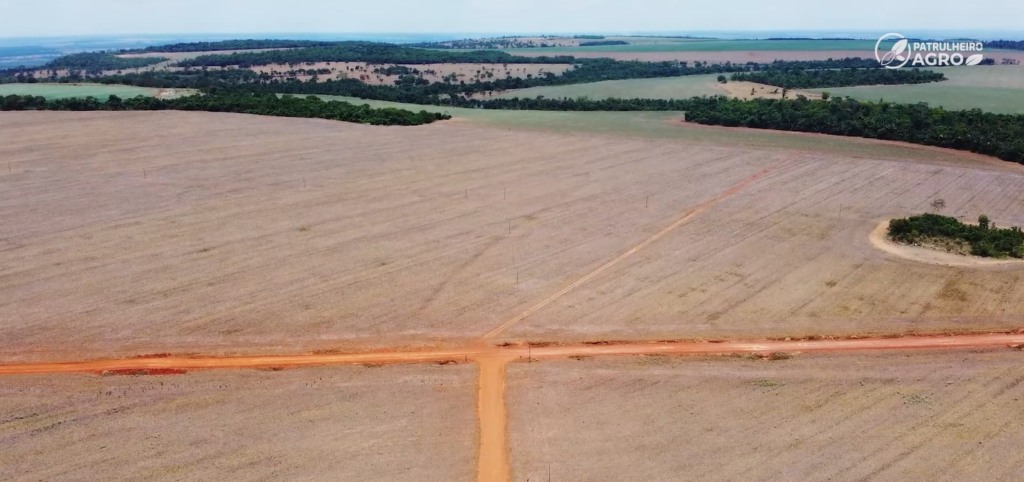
[3,110,1024,481]
[507,350,1024,481]
[0,363,476,481]
[3,112,1024,362]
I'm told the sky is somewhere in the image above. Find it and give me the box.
[1,0,1023,38]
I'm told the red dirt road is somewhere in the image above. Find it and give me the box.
[4,333,1024,482]
[2,333,1023,376]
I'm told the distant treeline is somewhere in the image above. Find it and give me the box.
[44,59,771,104]
[731,68,946,88]
[41,52,167,73]
[458,96,1024,163]
[987,40,1024,50]
[0,92,448,126]
[679,96,1024,163]
[7,57,888,105]
[128,39,343,53]
[175,42,575,67]
[579,40,630,47]
[764,37,857,41]
[890,213,1024,258]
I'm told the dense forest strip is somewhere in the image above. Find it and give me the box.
[987,40,1024,50]
[174,42,575,67]
[730,68,946,88]
[579,40,630,46]
[41,52,168,73]
[128,39,345,53]
[0,92,449,126]
[678,96,1024,163]
[889,214,1024,258]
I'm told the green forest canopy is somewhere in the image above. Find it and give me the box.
[0,92,448,126]
[731,68,946,89]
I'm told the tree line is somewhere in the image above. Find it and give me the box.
[678,96,1024,163]
[730,68,946,88]
[128,39,345,53]
[41,52,167,74]
[889,213,1024,258]
[174,42,575,67]
[987,40,1024,50]
[0,92,448,126]
[579,40,630,46]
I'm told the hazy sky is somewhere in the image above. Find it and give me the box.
[1,0,1022,38]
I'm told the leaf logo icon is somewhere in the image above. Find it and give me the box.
[875,33,912,69]
[880,38,909,65]
[966,54,984,66]
[891,39,909,61]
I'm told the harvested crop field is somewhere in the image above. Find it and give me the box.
[0,363,476,481]
[2,111,1024,363]
[506,349,1024,482]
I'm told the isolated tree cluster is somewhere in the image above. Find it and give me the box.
[889,213,1024,258]
[731,68,945,89]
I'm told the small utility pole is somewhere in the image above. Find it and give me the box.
[504,187,507,200]
[646,195,649,208]
[303,177,307,189]
[143,169,147,179]
[508,220,512,234]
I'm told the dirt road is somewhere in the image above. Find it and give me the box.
[2,332,1022,376]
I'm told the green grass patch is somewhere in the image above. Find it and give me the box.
[0,83,164,100]
[308,95,983,163]
[813,66,1024,114]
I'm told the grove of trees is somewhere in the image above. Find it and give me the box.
[889,213,1024,258]
[731,68,945,88]
[42,52,167,73]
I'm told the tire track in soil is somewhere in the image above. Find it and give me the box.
[480,162,788,340]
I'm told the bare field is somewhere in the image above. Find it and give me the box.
[0,363,476,481]
[718,80,822,100]
[2,112,1024,362]
[507,350,1024,482]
